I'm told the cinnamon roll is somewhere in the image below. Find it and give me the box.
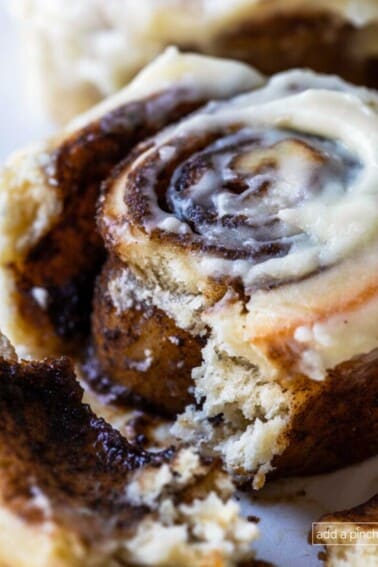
[14,0,378,121]
[0,49,261,358]
[0,50,377,485]
[0,332,260,567]
[98,61,378,484]
[313,495,378,566]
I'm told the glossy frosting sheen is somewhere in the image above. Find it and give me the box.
[124,69,378,289]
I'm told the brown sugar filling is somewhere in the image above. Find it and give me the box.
[11,89,208,351]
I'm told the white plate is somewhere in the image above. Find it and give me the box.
[0,4,376,566]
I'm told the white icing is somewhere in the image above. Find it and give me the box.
[293,294,378,379]
[158,216,192,235]
[0,332,17,361]
[29,486,52,520]
[158,145,176,162]
[164,129,358,252]
[31,287,48,310]
[126,349,154,373]
[122,69,378,288]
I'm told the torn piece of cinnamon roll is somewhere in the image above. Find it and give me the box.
[98,65,378,485]
[13,0,378,121]
[313,495,378,567]
[0,49,262,358]
[0,333,260,567]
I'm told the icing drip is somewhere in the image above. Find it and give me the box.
[109,68,378,288]
[165,128,361,260]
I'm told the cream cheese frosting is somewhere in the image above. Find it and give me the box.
[113,68,378,289]
[101,53,378,384]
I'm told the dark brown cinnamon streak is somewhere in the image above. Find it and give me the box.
[11,89,208,352]
[100,123,361,287]
[0,349,262,566]
[90,256,204,416]
[0,355,169,542]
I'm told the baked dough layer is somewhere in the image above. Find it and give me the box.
[91,256,203,415]
[95,257,378,485]
[99,55,378,485]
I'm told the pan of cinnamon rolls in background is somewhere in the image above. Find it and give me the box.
[13,0,378,122]
[0,6,377,566]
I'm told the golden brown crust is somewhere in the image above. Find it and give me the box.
[0,352,263,566]
[273,349,378,477]
[90,256,203,415]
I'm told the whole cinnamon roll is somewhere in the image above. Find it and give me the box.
[98,60,378,483]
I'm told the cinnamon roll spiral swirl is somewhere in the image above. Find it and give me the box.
[102,72,377,291]
[0,49,377,484]
[98,57,378,482]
